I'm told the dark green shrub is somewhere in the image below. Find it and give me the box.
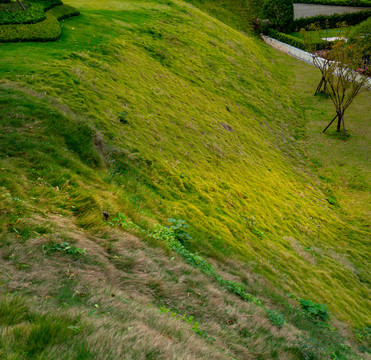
[0,2,46,26]
[353,326,371,342]
[0,0,62,25]
[299,298,330,321]
[261,0,294,32]
[0,0,12,4]
[293,10,371,32]
[0,12,61,42]
[166,218,192,246]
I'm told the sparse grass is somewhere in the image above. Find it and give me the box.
[0,219,365,359]
[0,0,370,358]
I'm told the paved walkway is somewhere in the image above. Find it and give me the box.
[294,3,371,19]
[261,34,371,87]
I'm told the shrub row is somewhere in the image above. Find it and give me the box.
[0,5,79,42]
[0,0,62,25]
[294,0,371,6]
[293,9,371,31]
[266,28,327,50]
[0,12,60,42]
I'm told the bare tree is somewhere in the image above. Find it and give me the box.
[322,41,370,136]
[301,24,331,95]
[301,22,351,96]
[312,50,331,95]
[302,24,369,136]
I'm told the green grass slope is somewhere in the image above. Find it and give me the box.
[0,0,370,357]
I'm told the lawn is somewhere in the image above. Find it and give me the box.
[288,26,353,41]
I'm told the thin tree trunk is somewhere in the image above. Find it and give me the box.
[323,114,338,133]
[336,113,342,132]
[17,0,26,11]
[341,114,347,137]
[315,78,323,95]
[315,77,327,95]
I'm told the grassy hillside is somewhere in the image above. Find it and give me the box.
[0,0,370,358]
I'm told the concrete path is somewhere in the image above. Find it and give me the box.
[294,3,371,19]
[261,34,371,88]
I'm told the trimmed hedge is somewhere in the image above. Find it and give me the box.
[0,4,79,42]
[294,0,371,6]
[0,12,60,42]
[0,0,62,25]
[293,9,371,31]
[267,28,327,50]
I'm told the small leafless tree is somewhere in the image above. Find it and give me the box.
[302,22,351,96]
[312,51,331,95]
[302,24,369,136]
[322,41,370,136]
[301,23,332,95]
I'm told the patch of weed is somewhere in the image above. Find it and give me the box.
[267,309,285,328]
[43,241,87,256]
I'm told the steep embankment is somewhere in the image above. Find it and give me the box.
[0,0,370,358]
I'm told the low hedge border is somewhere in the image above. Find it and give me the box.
[0,4,79,42]
[0,0,63,25]
[266,28,327,50]
[49,4,80,21]
[293,9,371,31]
[294,0,371,7]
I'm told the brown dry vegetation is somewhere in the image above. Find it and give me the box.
[0,214,283,359]
[0,211,367,359]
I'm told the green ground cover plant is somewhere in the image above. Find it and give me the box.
[299,298,330,321]
[158,305,215,341]
[42,241,87,256]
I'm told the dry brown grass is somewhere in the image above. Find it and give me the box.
[1,211,368,359]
